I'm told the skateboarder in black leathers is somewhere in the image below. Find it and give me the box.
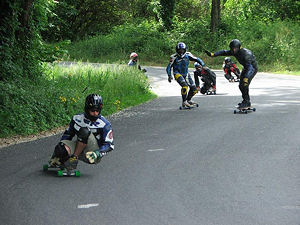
[205,39,258,108]
[49,94,114,170]
[193,62,216,95]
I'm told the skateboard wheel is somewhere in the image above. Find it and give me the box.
[234,110,237,114]
[179,106,182,110]
[43,164,49,171]
[57,170,63,177]
[253,108,256,112]
[75,171,81,177]
[245,110,248,114]
[196,104,199,107]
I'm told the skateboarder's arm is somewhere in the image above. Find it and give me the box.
[61,119,76,141]
[206,49,231,57]
[193,71,200,87]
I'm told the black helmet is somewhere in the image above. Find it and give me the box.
[84,94,103,120]
[229,39,241,50]
[224,57,232,64]
[176,42,187,58]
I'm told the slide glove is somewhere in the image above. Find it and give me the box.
[86,150,103,164]
[205,50,213,57]
[168,76,173,83]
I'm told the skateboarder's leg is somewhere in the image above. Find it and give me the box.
[175,74,191,107]
[200,83,209,95]
[49,142,70,166]
[239,68,257,107]
[186,74,198,103]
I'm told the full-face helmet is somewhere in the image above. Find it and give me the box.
[176,42,187,58]
[84,94,103,121]
[194,62,202,70]
[224,57,232,65]
[229,39,241,50]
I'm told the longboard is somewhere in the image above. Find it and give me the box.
[43,164,81,177]
[179,103,199,110]
[234,107,256,114]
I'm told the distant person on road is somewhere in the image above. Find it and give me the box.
[48,94,114,170]
[166,42,205,108]
[205,39,258,108]
[128,52,147,72]
[193,62,216,95]
[222,57,240,82]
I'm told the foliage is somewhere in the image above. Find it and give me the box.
[0,0,56,81]
[66,21,173,64]
[0,63,156,138]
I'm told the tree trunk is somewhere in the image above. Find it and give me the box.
[210,0,220,33]
[159,0,176,31]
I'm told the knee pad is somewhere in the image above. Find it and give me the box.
[243,78,249,86]
[181,86,188,95]
[200,88,206,94]
[77,127,91,144]
[54,142,69,159]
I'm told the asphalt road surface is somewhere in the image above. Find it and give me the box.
[1,66,299,225]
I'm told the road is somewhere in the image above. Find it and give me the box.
[0,67,299,225]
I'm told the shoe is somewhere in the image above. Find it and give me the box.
[239,100,251,109]
[64,155,78,170]
[182,101,192,108]
[187,100,197,105]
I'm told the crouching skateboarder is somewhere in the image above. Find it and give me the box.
[193,62,216,95]
[47,94,114,175]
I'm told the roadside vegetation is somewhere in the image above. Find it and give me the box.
[0,64,156,138]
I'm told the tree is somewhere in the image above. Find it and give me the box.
[210,0,221,32]
[0,0,52,80]
[159,0,176,31]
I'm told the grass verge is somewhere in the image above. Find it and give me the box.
[0,63,157,138]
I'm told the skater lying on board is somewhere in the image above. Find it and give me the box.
[205,39,258,108]
[49,94,114,170]
[166,42,205,108]
[222,57,240,82]
[193,62,216,95]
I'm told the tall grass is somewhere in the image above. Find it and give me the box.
[0,63,156,138]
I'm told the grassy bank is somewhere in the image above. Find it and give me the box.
[0,63,156,138]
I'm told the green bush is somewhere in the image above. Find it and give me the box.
[0,63,156,138]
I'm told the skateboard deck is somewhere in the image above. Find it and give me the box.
[234,107,256,114]
[43,164,80,177]
[179,103,199,110]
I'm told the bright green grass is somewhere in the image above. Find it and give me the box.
[0,63,157,138]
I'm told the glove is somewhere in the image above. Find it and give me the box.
[86,150,102,164]
[168,76,173,83]
[205,50,213,57]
